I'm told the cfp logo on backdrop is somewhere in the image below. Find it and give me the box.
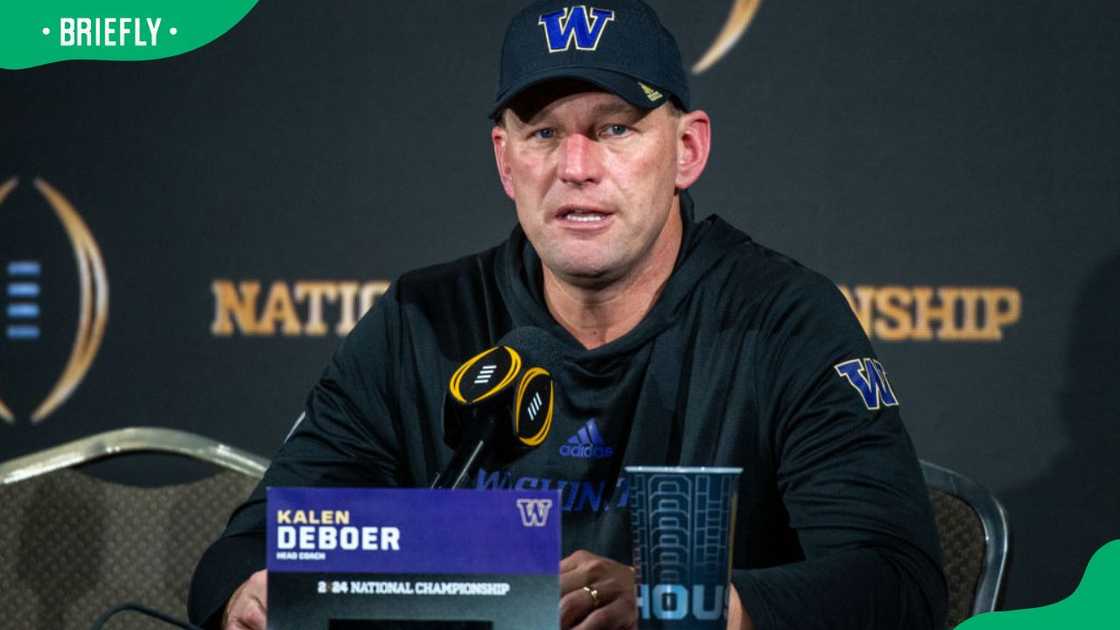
[0,177,109,424]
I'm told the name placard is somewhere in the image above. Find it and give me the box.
[267,487,560,629]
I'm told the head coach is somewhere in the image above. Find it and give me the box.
[189,1,947,628]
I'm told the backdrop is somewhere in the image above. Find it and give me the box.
[2,0,1117,612]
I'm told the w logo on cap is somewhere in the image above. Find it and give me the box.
[538,6,615,53]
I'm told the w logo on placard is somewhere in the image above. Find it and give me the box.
[515,498,553,527]
[538,6,615,53]
[834,358,899,410]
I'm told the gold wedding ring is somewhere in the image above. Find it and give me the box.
[582,585,601,609]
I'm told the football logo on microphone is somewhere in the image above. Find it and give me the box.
[449,345,522,405]
[514,367,554,448]
[0,176,109,424]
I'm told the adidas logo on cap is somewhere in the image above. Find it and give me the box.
[559,418,614,459]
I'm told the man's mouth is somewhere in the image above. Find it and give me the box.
[556,207,612,224]
[565,212,607,223]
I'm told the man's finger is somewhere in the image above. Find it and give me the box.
[227,598,266,630]
[559,564,592,594]
[560,549,592,573]
[242,600,267,630]
[560,555,578,573]
[559,585,596,629]
[571,596,637,630]
[247,591,267,616]
[225,570,268,630]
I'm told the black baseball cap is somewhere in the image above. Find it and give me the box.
[491,0,690,120]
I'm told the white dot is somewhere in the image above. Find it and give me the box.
[42,27,50,36]
[169,27,178,36]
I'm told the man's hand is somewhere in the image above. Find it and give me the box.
[223,569,267,630]
[728,584,755,630]
[559,550,637,630]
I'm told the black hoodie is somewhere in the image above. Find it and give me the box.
[189,195,947,629]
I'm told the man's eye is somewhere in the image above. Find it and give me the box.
[604,124,629,137]
[533,128,556,139]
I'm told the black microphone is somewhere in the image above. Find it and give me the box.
[431,327,561,489]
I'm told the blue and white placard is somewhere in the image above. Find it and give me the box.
[267,487,561,629]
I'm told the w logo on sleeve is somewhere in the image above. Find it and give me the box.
[515,498,554,527]
[834,358,900,410]
[538,6,616,52]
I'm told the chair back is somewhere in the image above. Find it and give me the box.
[0,427,267,629]
[921,460,1010,629]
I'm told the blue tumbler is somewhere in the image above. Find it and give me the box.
[626,466,742,629]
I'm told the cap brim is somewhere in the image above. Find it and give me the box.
[490,67,668,120]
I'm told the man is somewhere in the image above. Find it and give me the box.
[190,1,947,628]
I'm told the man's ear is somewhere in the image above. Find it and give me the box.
[492,123,516,200]
[675,110,711,190]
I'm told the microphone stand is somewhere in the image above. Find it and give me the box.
[430,411,500,489]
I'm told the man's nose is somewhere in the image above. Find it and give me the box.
[557,134,602,185]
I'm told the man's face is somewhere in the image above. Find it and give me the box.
[492,84,692,287]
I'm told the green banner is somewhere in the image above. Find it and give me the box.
[0,0,258,70]
[960,540,1120,629]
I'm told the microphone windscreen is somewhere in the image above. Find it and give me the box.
[495,326,564,372]
[441,327,563,451]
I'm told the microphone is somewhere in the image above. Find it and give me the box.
[430,327,560,489]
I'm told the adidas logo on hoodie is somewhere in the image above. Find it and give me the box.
[559,418,614,459]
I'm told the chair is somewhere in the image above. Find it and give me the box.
[921,460,1010,629]
[0,427,268,629]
